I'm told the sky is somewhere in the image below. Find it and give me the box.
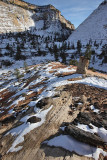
[23,0,103,28]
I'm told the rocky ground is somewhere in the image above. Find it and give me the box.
[0,62,107,160]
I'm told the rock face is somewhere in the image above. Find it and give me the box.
[0,62,107,160]
[76,56,89,74]
[27,116,41,123]
[0,0,35,33]
[34,5,74,31]
[0,0,74,34]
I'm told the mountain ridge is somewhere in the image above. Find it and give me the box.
[67,1,107,44]
[0,0,75,33]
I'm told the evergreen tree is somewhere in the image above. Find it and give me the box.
[38,47,42,56]
[6,43,10,50]
[92,55,95,64]
[77,40,82,55]
[67,41,70,49]
[14,68,21,81]
[15,46,22,60]
[24,61,28,73]
[60,51,66,64]
[71,43,75,49]
[84,45,92,60]
[100,44,107,63]
[53,44,58,61]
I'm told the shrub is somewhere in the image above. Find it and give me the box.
[14,68,24,81]
[1,60,13,66]
[69,59,78,66]
[24,61,28,73]
[84,45,92,60]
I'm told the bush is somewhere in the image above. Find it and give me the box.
[14,68,24,81]
[69,59,78,66]
[1,60,13,66]
[84,45,92,60]
[91,50,96,55]
[24,61,28,73]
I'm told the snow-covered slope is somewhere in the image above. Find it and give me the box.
[68,1,107,45]
[0,62,107,160]
[0,0,74,34]
[0,1,35,33]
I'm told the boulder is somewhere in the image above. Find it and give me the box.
[36,97,51,109]
[27,116,41,123]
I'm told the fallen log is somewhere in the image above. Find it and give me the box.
[65,124,105,147]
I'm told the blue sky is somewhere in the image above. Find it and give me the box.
[24,0,103,28]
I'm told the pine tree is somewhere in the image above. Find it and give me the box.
[71,43,75,49]
[14,68,21,81]
[15,46,22,60]
[84,45,92,60]
[24,61,28,73]
[53,44,59,61]
[67,41,70,49]
[60,51,66,64]
[77,40,82,55]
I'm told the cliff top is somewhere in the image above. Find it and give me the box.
[0,0,36,10]
[0,0,60,12]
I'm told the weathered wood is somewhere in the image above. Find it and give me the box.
[76,56,89,74]
[65,124,105,147]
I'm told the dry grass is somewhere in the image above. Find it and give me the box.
[55,71,75,77]
[67,78,82,81]
[87,70,107,79]
[49,70,57,74]
[29,81,46,89]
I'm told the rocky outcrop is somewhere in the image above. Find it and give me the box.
[0,0,35,33]
[0,0,36,10]
[34,4,74,30]
[0,62,107,160]
[27,116,41,123]
[0,0,74,34]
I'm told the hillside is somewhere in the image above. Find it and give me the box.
[0,1,107,159]
[0,0,75,72]
[0,0,74,33]
[66,1,107,72]
[67,1,107,44]
[0,62,107,160]
[0,0,35,33]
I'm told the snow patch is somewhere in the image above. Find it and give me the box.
[7,105,53,153]
[44,135,107,160]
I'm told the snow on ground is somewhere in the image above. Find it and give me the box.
[7,105,53,153]
[1,62,107,154]
[43,134,107,160]
[90,105,100,113]
[46,75,107,90]
[77,123,107,143]
[67,2,107,45]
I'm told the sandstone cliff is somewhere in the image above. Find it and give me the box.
[0,0,74,34]
[0,0,35,33]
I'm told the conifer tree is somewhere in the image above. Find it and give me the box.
[53,44,59,61]
[84,45,92,60]
[77,40,82,55]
